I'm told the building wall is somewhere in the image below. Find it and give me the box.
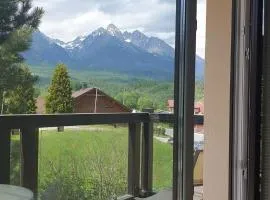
[204,0,232,199]
[74,90,130,113]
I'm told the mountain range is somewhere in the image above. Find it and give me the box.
[23,24,204,80]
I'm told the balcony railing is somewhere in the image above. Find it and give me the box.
[0,112,203,199]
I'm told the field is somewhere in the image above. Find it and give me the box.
[11,125,173,200]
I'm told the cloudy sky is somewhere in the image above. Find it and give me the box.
[34,0,206,58]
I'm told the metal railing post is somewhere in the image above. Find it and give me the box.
[20,127,39,198]
[0,127,11,184]
[141,109,154,197]
[127,122,141,197]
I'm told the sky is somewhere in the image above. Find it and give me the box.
[33,0,206,58]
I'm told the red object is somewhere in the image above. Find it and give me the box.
[167,100,204,114]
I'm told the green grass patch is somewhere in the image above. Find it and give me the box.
[11,126,172,199]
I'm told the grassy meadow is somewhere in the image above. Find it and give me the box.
[11,125,172,200]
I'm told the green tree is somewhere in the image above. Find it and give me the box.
[137,96,155,111]
[195,80,204,101]
[0,0,44,108]
[0,0,44,44]
[116,91,139,109]
[5,66,38,114]
[46,64,73,113]
[71,80,81,91]
[71,81,88,91]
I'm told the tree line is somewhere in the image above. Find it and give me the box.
[69,78,204,111]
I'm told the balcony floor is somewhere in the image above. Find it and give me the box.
[135,187,203,200]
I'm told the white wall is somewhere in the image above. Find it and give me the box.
[203,0,232,199]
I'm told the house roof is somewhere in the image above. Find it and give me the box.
[72,87,132,112]
[72,88,95,98]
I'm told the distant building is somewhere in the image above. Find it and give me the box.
[167,100,204,115]
[167,100,174,113]
[194,102,204,114]
[36,88,131,114]
[72,88,131,113]
[167,99,204,133]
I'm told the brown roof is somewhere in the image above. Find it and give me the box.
[72,88,95,98]
[72,87,131,112]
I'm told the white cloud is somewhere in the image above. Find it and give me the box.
[38,9,111,40]
[34,0,206,58]
[196,0,206,58]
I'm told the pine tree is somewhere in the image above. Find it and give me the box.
[0,0,44,63]
[0,0,44,109]
[5,65,38,114]
[46,64,74,113]
[0,0,44,44]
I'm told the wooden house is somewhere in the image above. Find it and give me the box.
[36,88,131,114]
[72,88,131,113]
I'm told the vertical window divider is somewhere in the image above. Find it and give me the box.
[173,0,197,199]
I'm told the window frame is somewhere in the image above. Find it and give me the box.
[173,0,197,199]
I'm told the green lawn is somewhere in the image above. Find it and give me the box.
[11,126,172,200]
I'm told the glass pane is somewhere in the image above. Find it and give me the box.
[193,0,206,199]
[153,122,173,191]
[2,0,187,199]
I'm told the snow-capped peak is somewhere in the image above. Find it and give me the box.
[107,24,121,36]
[46,24,173,57]
[78,36,87,41]
[92,27,107,37]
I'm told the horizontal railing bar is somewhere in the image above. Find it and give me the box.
[0,113,203,129]
[194,114,204,125]
[150,113,175,123]
[0,113,150,129]
[149,114,203,124]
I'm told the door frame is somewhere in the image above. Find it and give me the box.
[230,0,263,199]
[173,0,197,199]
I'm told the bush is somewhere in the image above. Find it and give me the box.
[154,126,166,136]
